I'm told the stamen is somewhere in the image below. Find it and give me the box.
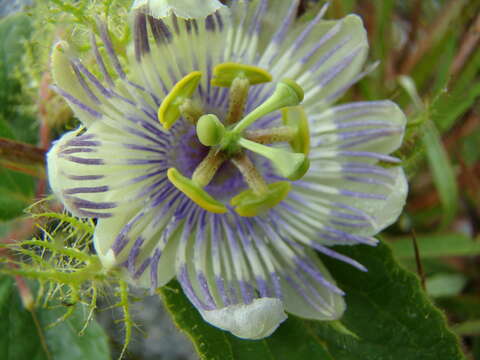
[192,149,227,187]
[231,153,268,195]
[158,71,202,130]
[230,181,291,217]
[232,79,304,134]
[167,168,227,214]
[237,138,309,181]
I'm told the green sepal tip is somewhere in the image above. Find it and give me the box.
[231,181,291,217]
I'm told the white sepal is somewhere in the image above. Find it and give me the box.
[201,298,287,339]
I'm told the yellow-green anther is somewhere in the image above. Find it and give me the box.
[196,114,226,147]
[231,153,269,195]
[281,106,310,155]
[211,62,272,87]
[231,181,291,217]
[232,79,304,134]
[192,149,227,187]
[226,77,250,125]
[167,168,227,214]
[158,71,202,130]
[238,138,309,181]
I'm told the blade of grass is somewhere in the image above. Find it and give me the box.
[422,120,459,226]
[389,233,479,259]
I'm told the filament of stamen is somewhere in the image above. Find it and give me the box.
[192,149,227,187]
[231,153,269,195]
[226,77,250,125]
[244,126,296,144]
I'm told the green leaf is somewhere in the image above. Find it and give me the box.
[0,276,47,360]
[160,242,465,360]
[0,276,110,360]
[0,168,35,220]
[0,14,37,220]
[0,13,37,144]
[431,82,480,134]
[0,14,32,74]
[389,233,480,258]
[39,306,111,360]
[0,115,36,222]
[422,120,459,226]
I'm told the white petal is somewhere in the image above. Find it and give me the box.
[315,166,408,235]
[46,116,172,217]
[301,15,368,110]
[46,129,120,218]
[47,130,75,213]
[310,100,407,156]
[93,208,179,287]
[94,213,129,260]
[201,298,287,340]
[132,0,226,19]
[364,166,408,234]
[261,14,368,111]
[51,41,100,127]
[281,255,346,321]
[289,166,408,243]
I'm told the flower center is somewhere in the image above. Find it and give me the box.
[158,63,311,217]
